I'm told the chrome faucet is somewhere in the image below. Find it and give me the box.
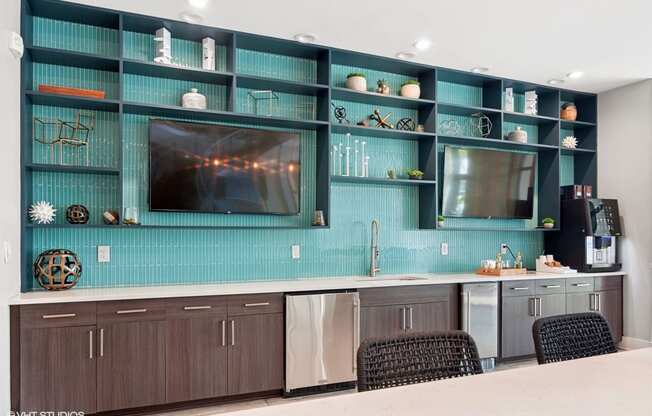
[369,219,380,277]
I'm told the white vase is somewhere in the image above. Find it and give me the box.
[345,76,367,92]
[182,88,207,109]
[400,84,421,98]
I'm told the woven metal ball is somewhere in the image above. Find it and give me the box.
[396,117,416,131]
[33,249,82,290]
[471,112,493,138]
[66,204,89,224]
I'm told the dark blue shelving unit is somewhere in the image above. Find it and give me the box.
[331,175,436,186]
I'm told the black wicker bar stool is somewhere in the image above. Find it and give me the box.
[532,312,617,365]
[356,331,483,392]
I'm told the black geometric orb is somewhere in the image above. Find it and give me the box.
[66,204,89,224]
[33,248,82,290]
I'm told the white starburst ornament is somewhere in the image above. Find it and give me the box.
[562,135,578,149]
[29,201,56,224]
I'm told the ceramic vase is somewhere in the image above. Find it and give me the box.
[346,76,367,92]
[400,84,421,99]
[543,222,554,229]
[182,88,207,109]
[560,103,578,121]
[507,126,528,143]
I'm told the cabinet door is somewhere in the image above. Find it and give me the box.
[407,301,450,332]
[596,289,622,342]
[566,292,591,314]
[97,320,167,411]
[20,325,96,413]
[228,313,284,395]
[167,316,228,402]
[538,294,566,318]
[360,305,405,341]
[501,296,536,359]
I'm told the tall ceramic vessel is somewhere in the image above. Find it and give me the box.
[182,88,207,109]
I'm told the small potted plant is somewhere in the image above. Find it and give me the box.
[406,168,424,180]
[542,217,555,229]
[346,72,367,92]
[437,215,445,228]
[400,80,421,98]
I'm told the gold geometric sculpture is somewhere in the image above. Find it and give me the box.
[33,110,96,166]
[33,249,82,290]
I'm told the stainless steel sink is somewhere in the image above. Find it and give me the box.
[356,276,429,282]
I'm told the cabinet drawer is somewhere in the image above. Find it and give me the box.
[566,277,595,293]
[501,280,535,297]
[227,293,283,316]
[534,279,565,295]
[97,299,166,323]
[359,284,455,307]
[595,276,622,291]
[166,296,227,319]
[20,302,96,328]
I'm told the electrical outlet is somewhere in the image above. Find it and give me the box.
[440,242,449,256]
[97,245,111,263]
[501,243,508,255]
[291,245,300,260]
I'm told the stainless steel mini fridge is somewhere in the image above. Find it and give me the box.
[461,283,498,370]
[285,292,360,393]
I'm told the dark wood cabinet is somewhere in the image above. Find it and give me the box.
[20,325,97,413]
[227,313,284,395]
[408,301,450,332]
[360,304,405,340]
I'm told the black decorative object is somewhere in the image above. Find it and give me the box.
[33,249,82,290]
[532,312,617,365]
[357,331,483,392]
[396,117,416,131]
[65,204,89,224]
[331,102,349,124]
[369,109,393,129]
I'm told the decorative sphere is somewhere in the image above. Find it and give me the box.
[471,112,493,138]
[33,249,82,290]
[66,204,89,224]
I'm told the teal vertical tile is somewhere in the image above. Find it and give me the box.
[560,154,575,186]
[32,16,119,57]
[236,49,316,83]
[436,81,482,107]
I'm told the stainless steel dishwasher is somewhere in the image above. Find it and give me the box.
[461,283,498,371]
[285,292,360,394]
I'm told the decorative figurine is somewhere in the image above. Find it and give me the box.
[471,112,493,138]
[400,80,421,98]
[202,37,216,71]
[524,90,538,115]
[396,117,416,131]
[28,201,56,225]
[345,73,367,92]
[33,248,82,290]
[65,204,89,224]
[154,27,172,65]
[331,102,349,124]
[313,210,325,227]
[182,88,207,109]
[102,210,120,225]
[560,102,578,121]
[504,87,514,112]
[376,79,390,95]
[439,119,463,136]
[506,126,528,143]
[370,109,393,129]
[562,135,579,149]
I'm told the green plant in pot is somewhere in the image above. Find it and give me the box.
[437,215,445,227]
[400,79,421,98]
[542,217,555,229]
[406,168,424,180]
[346,72,367,92]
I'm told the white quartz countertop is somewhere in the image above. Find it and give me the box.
[10,271,624,305]
[224,348,652,416]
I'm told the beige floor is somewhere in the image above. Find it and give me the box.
[152,358,537,416]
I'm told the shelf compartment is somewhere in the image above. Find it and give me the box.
[560,122,597,151]
[122,59,233,85]
[331,87,435,109]
[331,123,435,141]
[25,90,120,112]
[26,46,119,71]
[236,74,328,96]
[560,90,597,124]
[437,69,502,110]
[25,163,120,175]
[503,112,559,146]
[503,81,560,118]
[235,86,326,122]
[438,105,502,140]
[331,175,436,186]
[438,134,559,152]
[26,0,120,28]
[123,101,328,130]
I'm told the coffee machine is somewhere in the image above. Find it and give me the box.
[545,198,622,272]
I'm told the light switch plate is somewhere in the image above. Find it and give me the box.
[440,242,449,256]
[97,245,110,263]
[291,245,300,259]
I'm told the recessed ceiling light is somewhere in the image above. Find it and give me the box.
[187,0,210,9]
[471,67,489,74]
[413,39,432,51]
[179,11,202,24]
[548,79,564,85]
[396,51,416,60]
[294,33,317,44]
[567,71,584,79]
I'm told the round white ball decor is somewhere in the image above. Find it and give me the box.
[29,201,56,224]
[562,135,578,149]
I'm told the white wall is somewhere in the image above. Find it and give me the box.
[598,80,652,345]
[0,0,22,411]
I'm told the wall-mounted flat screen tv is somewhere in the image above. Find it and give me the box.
[149,120,300,215]
[441,146,536,219]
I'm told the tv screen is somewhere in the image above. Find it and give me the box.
[441,146,536,219]
[149,120,300,215]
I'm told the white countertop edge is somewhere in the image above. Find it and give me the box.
[10,271,626,305]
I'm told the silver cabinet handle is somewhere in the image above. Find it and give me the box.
[352,299,359,372]
[221,320,226,346]
[528,298,536,317]
[400,307,406,331]
[231,320,235,346]
[116,308,147,314]
[89,330,94,359]
[99,328,104,357]
[244,302,271,307]
[42,313,76,319]
[596,293,601,312]
[466,293,471,333]
[407,306,413,330]
[543,285,561,289]
[183,305,212,311]
[573,283,591,287]
[589,293,595,311]
[537,297,543,317]
[511,287,530,291]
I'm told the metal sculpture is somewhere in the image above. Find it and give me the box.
[33,249,82,290]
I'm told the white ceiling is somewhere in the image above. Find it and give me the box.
[75,0,651,93]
